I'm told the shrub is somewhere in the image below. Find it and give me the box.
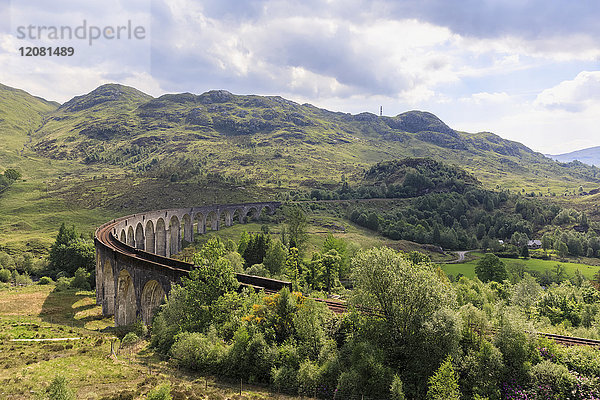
[170,330,227,372]
[297,359,320,396]
[70,267,91,290]
[390,375,406,400]
[427,356,460,400]
[121,332,139,347]
[147,383,172,400]
[38,276,54,285]
[46,375,75,400]
[14,271,33,286]
[55,277,73,292]
[0,268,10,283]
[530,360,575,398]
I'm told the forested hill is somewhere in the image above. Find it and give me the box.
[3,82,596,195]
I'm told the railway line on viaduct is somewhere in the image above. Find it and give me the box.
[94,201,600,348]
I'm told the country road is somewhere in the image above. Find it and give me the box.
[446,250,472,263]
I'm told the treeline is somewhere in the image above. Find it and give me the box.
[148,241,600,400]
[0,223,95,290]
[348,189,563,251]
[305,158,480,201]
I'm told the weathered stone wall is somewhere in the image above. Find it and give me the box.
[95,201,282,326]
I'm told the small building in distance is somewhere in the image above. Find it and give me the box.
[527,239,542,249]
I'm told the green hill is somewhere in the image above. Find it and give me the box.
[27,84,600,193]
[1,82,599,251]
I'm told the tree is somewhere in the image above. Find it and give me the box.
[48,235,95,277]
[3,168,21,181]
[263,239,287,275]
[46,375,75,400]
[322,233,350,276]
[285,247,301,287]
[238,231,250,255]
[174,238,239,332]
[520,245,529,258]
[475,254,507,283]
[351,247,455,342]
[321,249,341,292]
[285,206,308,249]
[426,356,460,400]
[556,241,569,258]
[242,232,270,268]
[542,233,553,252]
[304,253,324,290]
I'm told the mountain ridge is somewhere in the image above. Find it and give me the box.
[548,146,600,167]
[1,82,598,196]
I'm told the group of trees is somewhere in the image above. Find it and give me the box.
[0,168,21,191]
[0,223,95,289]
[348,188,548,250]
[151,242,600,399]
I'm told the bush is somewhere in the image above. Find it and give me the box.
[530,360,575,397]
[0,268,10,283]
[170,330,227,372]
[390,375,406,400]
[147,383,172,400]
[427,356,460,400]
[121,332,139,347]
[38,276,54,285]
[46,375,75,400]
[70,267,91,290]
[14,271,32,286]
[297,359,320,396]
[55,277,73,292]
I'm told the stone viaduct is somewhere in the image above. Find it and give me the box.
[94,201,289,326]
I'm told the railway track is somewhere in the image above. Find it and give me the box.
[96,219,600,348]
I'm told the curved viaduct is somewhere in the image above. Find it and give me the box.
[94,201,287,326]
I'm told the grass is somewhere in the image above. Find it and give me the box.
[0,283,302,399]
[440,253,600,280]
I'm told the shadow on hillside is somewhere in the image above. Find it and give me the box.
[40,288,107,328]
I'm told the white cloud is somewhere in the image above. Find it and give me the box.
[534,71,600,112]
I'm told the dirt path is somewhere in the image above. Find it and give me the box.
[446,250,472,263]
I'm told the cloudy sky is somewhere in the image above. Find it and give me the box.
[1,0,600,154]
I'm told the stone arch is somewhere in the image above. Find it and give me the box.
[169,215,181,255]
[103,258,115,315]
[141,280,166,325]
[156,218,167,256]
[233,208,244,224]
[135,223,144,250]
[206,210,218,231]
[145,220,155,253]
[116,269,137,326]
[246,207,259,222]
[127,226,135,247]
[120,229,126,243]
[194,212,205,234]
[220,209,231,227]
[182,214,192,243]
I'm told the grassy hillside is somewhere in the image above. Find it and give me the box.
[29,84,600,194]
[1,82,600,252]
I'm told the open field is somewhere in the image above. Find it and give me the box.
[441,253,600,280]
[0,284,299,399]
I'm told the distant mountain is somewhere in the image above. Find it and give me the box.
[547,146,600,167]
